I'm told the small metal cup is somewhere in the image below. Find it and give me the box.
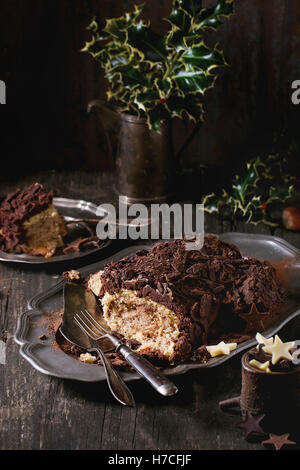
[240,351,300,434]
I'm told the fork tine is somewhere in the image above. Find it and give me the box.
[74,314,98,340]
[81,309,106,335]
[77,310,103,336]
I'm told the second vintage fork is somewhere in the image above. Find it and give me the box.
[74,315,135,407]
[74,309,178,397]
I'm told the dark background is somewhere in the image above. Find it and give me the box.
[1,2,300,451]
[1,0,300,183]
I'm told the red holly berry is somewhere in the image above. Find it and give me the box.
[261,202,267,211]
[160,97,167,104]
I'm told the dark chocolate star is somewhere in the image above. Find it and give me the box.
[236,412,266,440]
[261,433,296,451]
[239,304,270,332]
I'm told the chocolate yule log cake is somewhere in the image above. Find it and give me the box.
[84,235,286,365]
[0,183,67,258]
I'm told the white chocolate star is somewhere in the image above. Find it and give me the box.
[206,341,237,357]
[263,335,295,364]
[256,332,274,347]
[249,359,271,373]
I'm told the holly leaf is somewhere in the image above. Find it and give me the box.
[133,89,161,112]
[85,17,109,41]
[165,93,203,121]
[165,7,192,33]
[196,0,234,30]
[146,106,164,132]
[203,190,231,213]
[154,77,173,97]
[175,0,203,17]
[173,66,216,94]
[203,193,222,213]
[266,185,294,204]
[181,43,226,71]
[232,157,264,205]
[103,3,144,42]
[103,19,128,43]
[107,65,149,89]
[126,21,168,65]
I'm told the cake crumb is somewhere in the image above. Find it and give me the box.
[79,352,97,363]
[192,345,211,363]
[63,270,83,283]
[39,334,48,341]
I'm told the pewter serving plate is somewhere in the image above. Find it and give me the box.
[0,197,111,264]
[14,233,300,382]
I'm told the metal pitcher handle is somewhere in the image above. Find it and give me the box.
[88,99,201,170]
[87,100,121,163]
[176,121,202,165]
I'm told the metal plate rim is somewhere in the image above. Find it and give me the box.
[220,231,300,258]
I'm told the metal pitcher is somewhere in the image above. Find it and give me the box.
[88,100,174,205]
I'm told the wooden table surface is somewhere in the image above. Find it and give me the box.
[1,170,300,451]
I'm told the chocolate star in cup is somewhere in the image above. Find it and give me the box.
[263,335,295,364]
[256,332,274,347]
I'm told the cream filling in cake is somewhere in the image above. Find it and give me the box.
[101,289,180,358]
[19,205,66,258]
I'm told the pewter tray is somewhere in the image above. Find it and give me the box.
[14,233,300,382]
[0,197,111,264]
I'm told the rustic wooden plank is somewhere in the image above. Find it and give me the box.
[1,170,300,450]
[233,220,272,236]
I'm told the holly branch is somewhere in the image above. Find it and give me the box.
[82,1,234,131]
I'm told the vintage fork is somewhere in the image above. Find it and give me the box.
[74,309,178,397]
[74,314,135,407]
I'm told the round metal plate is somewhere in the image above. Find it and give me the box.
[14,233,300,382]
[0,197,111,264]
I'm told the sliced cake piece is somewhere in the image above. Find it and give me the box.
[0,183,67,258]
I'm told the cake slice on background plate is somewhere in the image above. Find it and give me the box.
[0,183,67,258]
